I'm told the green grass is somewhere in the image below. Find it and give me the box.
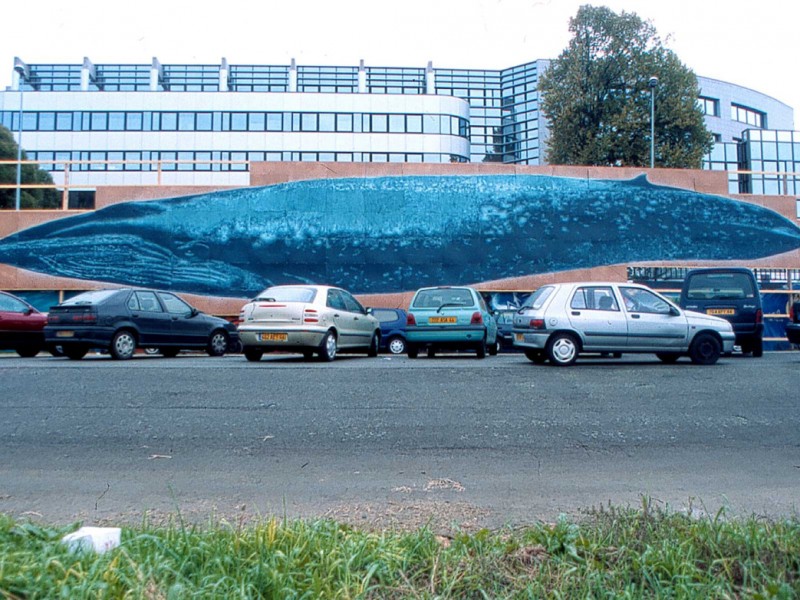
[1,500,799,598]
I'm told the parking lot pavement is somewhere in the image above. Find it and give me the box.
[2,351,799,528]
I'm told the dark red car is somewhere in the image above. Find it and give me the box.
[0,291,49,357]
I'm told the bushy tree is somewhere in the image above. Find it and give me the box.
[0,124,59,209]
[540,5,713,168]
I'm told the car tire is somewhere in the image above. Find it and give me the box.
[427,347,436,358]
[688,333,721,365]
[752,337,763,358]
[546,332,579,366]
[243,347,263,362]
[387,336,406,355]
[15,346,41,358]
[302,350,315,361]
[207,330,229,357]
[656,352,680,364]
[48,345,63,357]
[63,346,88,360]
[319,331,337,362]
[110,330,137,360]
[367,332,379,357]
[476,338,487,359]
[488,340,499,356]
[524,349,547,364]
[160,347,180,358]
[144,347,160,356]
[407,344,419,359]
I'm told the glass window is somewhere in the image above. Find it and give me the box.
[108,112,125,131]
[620,287,671,314]
[372,114,388,133]
[327,289,348,311]
[231,112,248,131]
[0,293,28,312]
[571,286,619,311]
[196,112,212,131]
[341,291,366,314]
[38,112,55,130]
[407,114,422,133]
[160,112,177,130]
[266,113,282,131]
[158,292,193,315]
[336,113,353,132]
[301,113,318,131]
[389,114,405,133]
[135,291,163,312]
[56,112,72,130]
[90,112,107,130]
[178,112,195,131]
[126,112,143,130]
[249,112,265,131]
[319,113,335,132]
[521,286,554,310]
[255,286,317,302]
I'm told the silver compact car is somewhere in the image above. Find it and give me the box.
[512,282,735,366]
[237,285,381,362]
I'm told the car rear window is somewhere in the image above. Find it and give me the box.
[521,286,554,310]
[61,290,119,305]
[685,273,756,300]
[412,288,475,309]
[255,287,317,303]
[372,309,400,322]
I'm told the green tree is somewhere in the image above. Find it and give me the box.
[540,5,713,168]
[0,124,59,209]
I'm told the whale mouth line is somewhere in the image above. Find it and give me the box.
[0,174,799,297]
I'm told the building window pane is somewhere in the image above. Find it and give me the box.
[126,112,143,130]
[231,112,247,131]
[56,112,72,130]
[161,112,177,130]
[108,112,125,131]
[249,112,265,131]
[319,113,335,132]
[407,114,422,133]
[178,112,194,131]
[301,113,318,131]
[372,114,388,133]
[196,112,212,131]
[267,113,282,131]
[38,112,55,130]
[389,114,405,132]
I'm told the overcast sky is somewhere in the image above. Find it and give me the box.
[3,0,798,122]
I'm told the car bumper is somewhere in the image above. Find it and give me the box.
[406,325,486,345]
[720,332,736,353]
[238,326,326,350]
[44,326,114,348]
[786,323,800,344]
[511,330,549,350]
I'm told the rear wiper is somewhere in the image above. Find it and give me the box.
[437,302,463,313]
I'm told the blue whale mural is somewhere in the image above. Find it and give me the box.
[1,174,799,297]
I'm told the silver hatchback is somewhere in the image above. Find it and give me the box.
[512,282,735,366]
[238,285,381,362]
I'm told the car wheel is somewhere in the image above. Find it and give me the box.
[48,345,64,357]
[427,347,437,358]
[752,337,763,358]
[160,347,180,358]
[15,346,41,358]
[524,349,547,364]
[302,350,315,361]
[63,346,88,360]
[689,333,721,365]
[367,332,379,357]
[207,330,229,357]
[110,330,137,360]
[476,339,487,359]
[407,344,419,359]
[488,340,499,356]
[319,331,337,362]
[143,347,160,356]
[243,347,263,362]
[387,336,406,355]
[656,352,680,364]
[546,332,579,366]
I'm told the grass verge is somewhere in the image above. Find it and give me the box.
[1,500,798,598]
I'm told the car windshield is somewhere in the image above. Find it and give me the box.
[413,288,474,309]
[686,273,756,300]
[255,286,317,303]
[61,290,119,305]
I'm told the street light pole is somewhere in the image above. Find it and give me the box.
[648,76,658,169]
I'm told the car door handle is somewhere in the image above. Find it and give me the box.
[631,314,640,319]
[172,316,179,321]
[571,311,580,316]
[354,316,359,320]
[333,313,340,318]
[131,313,140,318]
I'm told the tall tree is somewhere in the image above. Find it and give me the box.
[0,124,59,209]
[540,5,713,168]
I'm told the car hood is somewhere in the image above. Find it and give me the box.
[684,309,734,331]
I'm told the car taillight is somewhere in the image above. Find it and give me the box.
[755,309,763,324]
[74,313,97,323]
[407,313,417,326]
[529,318,545,329]
[48,315,60,323]
[303,308,319,323]
[471,312,483,325]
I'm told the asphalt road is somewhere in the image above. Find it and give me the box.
[2,351,799,530]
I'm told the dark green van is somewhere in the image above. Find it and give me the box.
[679,268,763,356]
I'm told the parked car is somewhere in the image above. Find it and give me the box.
[679,267,764,356]
[371,308,407,354]
[512,282,735,366]
[237,285,381,362]
[0,290,49,357]
[405,286,498,358]
[44,288,239,360]
[787,299,800,347]
[494,309,518,351]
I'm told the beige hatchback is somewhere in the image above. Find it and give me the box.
[237,285,381,362]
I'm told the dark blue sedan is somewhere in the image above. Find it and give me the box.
[45,288,239,360]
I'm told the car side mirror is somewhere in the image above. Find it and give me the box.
[366,307,373,315]
[24,308,33,316]
[190,307,199,317]
[669,306,680,317]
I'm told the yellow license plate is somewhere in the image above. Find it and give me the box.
[259,332,288,342]
[56,330,74,338]
[707,309,735,316]
[429,316,457,324]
